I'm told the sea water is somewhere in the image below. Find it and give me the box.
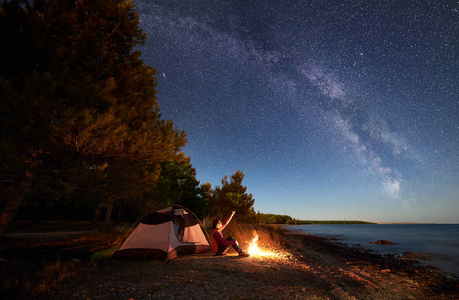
[285,224,459,277]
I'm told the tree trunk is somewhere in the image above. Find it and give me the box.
[0,177,31,240]
[102,201,114,231]
[92,201,103,228]
[115,207,123,225]
[0,194,25,240]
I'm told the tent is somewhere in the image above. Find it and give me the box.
[112,205,212,261]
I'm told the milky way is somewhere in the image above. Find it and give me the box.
[134,0,458,222]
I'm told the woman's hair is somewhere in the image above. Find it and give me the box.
[212,218,221,229]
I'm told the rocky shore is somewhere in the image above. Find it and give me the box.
[2,225,458,299]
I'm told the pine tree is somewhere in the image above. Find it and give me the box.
[0,0,186,237]
[209,170,256,222]
[146,159,209,218]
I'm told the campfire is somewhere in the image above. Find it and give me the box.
[247,233,281,258]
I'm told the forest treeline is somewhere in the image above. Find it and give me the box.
[258,214,375,225]
[286,220,375,225]
[0,0,255,239]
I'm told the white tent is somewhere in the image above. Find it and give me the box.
[113,205,211,260]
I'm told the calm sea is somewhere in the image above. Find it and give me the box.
[285,224,459,278]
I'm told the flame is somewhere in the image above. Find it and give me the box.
[248,234,260,256]
[247,234,280,258]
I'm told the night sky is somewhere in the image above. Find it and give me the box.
[135,0,458,223]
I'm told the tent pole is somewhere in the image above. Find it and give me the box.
[166,205,175,261]
[176,204,213,246]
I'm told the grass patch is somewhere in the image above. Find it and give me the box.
[33,260,84,293]
[1,258,93,298]
[0,221,131,299]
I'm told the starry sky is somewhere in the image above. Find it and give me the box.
[134,0,458,223]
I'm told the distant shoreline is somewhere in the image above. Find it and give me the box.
[285,222,457,225]
[376,222,456,225]
[282,220,376,225]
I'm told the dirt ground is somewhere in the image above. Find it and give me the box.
[1,225,458,299]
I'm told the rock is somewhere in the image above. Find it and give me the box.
[401,252,431,260]
[374,240,395,245]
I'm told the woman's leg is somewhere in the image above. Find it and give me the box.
[215,236,250,257]
[215,243,229,255]
[226,236,244,253]
[215,236,241,255]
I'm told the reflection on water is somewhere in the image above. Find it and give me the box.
[286,224,459,277]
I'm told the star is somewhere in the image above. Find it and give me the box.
[135,0,459,223]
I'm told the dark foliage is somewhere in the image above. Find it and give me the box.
[0,0,186,236]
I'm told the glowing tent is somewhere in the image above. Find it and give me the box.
[112,205,211,261]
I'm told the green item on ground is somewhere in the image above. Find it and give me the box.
[90,246,118,260]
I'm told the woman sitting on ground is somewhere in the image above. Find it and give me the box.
[212,211,250,257]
